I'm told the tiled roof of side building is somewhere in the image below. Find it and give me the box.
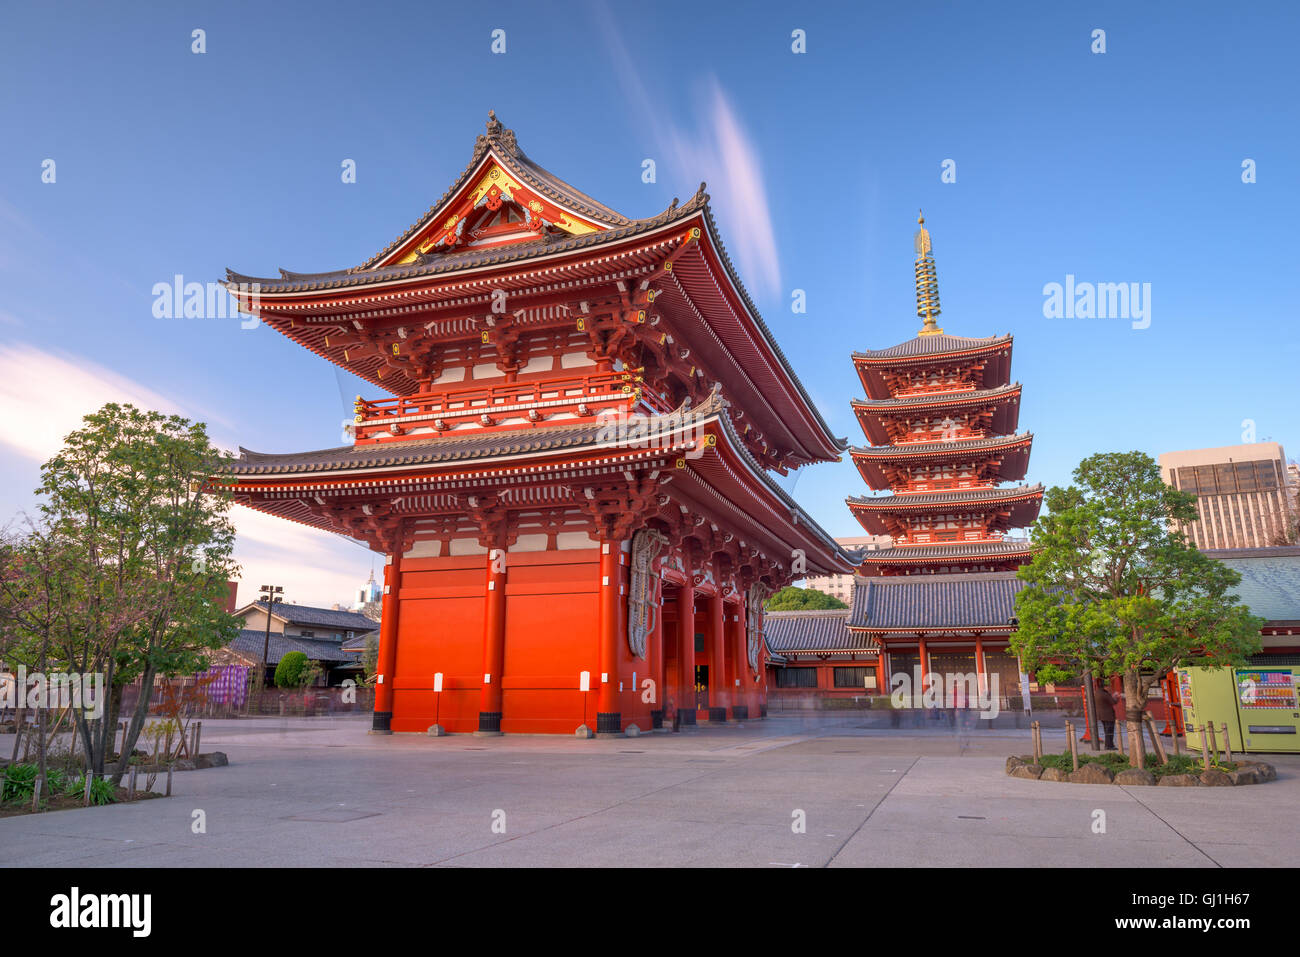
[764,609,877,654]
[1202,547,1300,622]
[340,629,379,653]
[228,630,362,666]
[246,601,379,632]
[848,571,1024,631]
[852,333,1012,361]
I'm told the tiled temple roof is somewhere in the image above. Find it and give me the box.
[764,609,878,653]
[850,382,1021,412]
[847,483,1044,510]
[852,333,1012,361]
[363,109,634,268]
[847,572,1024,631]
[225,386,857,572]
[225,193,705,292]
[229,391,726,476]
[848,432,1034,459]
[221,114,846,462]
[855,540,1035,563]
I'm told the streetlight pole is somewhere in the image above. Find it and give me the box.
[258,584,283,694]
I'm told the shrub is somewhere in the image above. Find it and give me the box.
[2,763,37,802]
[1034,749,1235,777]
[275,651,309,688]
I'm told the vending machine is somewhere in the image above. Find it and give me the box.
[1176,665,1300,753]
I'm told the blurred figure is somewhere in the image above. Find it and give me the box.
[1094,678,1118,750]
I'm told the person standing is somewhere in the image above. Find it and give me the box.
[1093,678,1118,750]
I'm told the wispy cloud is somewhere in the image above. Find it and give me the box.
[665,80,782,298]
[0,343,373,608]
[592,2,782,299]
[230,504,376,610]
[0,343,194,462]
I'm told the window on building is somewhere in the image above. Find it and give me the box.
[300,630,314,638]
[834,667,872,688]
[775,667,818,689]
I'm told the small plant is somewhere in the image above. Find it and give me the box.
[2,763,38,802]
[87,775,116,806]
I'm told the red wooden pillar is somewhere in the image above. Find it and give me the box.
[974,636,986,696]
[649,585,665,729]
[596,541,622,734]
[918,636,930,704]
[371,549,402,734]
[477,547,507,734]
[676,582,697,726]
[734,594,754,718]
[707,592,727,721]
[727,601,746,719]
[873,655,885,697]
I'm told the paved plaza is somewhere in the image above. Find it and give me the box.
[2,713,1296,868]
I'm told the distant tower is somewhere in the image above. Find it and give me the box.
[354,566,382,609]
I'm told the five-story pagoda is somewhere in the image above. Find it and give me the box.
[844,215,1042,691]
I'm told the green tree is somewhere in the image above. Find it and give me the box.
[361,632,379,684]
[16,403,241,783]
[275,651,309,689]
[765,586,848,611]
[1012,451,1264,766]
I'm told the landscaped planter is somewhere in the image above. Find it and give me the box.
[1005,754,1277,786]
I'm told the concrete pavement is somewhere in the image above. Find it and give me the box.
[1,713,1295,867]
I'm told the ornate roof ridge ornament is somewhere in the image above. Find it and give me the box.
[482,109,520,157]
[914,210,944,337]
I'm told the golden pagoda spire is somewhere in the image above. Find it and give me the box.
[914,210,943,336]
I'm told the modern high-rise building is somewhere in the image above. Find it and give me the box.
[1158,442,1293,549]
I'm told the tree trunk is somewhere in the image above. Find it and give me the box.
[1123,669,1146,769]
[112,663,156,786]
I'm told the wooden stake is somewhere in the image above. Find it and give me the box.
[166,764,173,797]
[83,773,92,807]
[1032,720,1042,762]
[1207,723,1219,765]
[128,765,137,801]
[1200,724,1211,770]
[1220,722,1233,763]
[194,720,202,759]
[1144,714,1167,765]
[9,707,23,763]
[32,773,42,812]
[1068,720,1079,771]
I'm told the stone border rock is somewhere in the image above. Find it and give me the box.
[1005,754,1276,786]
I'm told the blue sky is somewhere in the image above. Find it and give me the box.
[1,1,1296,605]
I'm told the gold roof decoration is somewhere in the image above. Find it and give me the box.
[914,211,943,336]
